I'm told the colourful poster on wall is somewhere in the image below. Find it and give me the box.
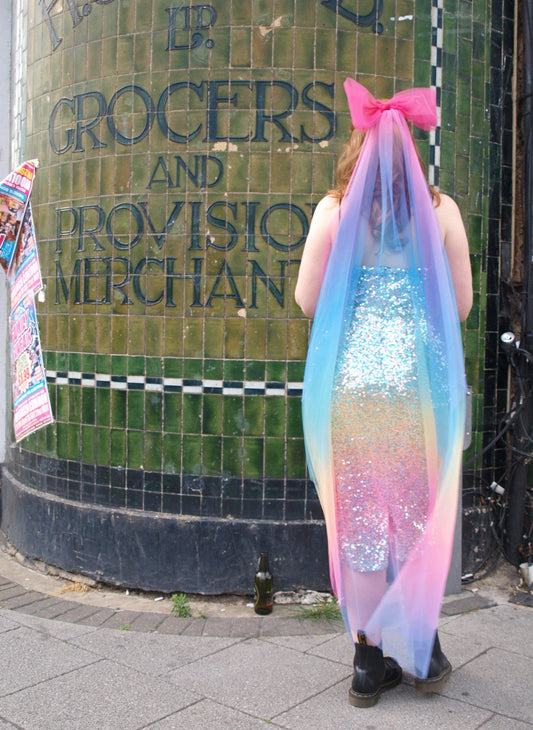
[9,293,52,441]
[0,160,36,272]
[9,204,43,305]
[2,160,53,441]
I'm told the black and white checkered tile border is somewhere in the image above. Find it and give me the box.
[46,370,304,396]
[429,0,443,187]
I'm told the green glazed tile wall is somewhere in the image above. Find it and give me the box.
[14,0,498,518]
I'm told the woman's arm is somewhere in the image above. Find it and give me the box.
[435,194,473,322]
[295,195,340,317]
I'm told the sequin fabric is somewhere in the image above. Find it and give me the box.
[331,267,432,572]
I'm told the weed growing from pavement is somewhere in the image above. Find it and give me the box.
[295,598,342,623]
[171,592,192,618]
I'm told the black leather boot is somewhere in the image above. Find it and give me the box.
[414,632,452,693]
[349,632,402,708]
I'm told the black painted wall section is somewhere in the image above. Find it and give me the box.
[1,471,330,594]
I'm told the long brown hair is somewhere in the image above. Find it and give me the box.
[328,126,441,207]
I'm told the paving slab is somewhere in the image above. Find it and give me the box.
[0,626,98,696]
[433,628,494,673]
[14,596,67,616]
[27,598,80,620]
[71,627,242,676]
[0,584,28,601]
[479,716,533,729]
[0,613,21,634]
[443,647,533,724]
[305,631,354,666]
[0,607,97,640]
[272,678,493,729]
[139,698,273,729]
[76,607,118,626]
[155,615,193,634]
[441,603,533,658]
[0,590,52,610]
[0,659,200,730]
[166,636,351,720]
[127,611,167,632]
[260,633,340,654]
[99,609,146,630]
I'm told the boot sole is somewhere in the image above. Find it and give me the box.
[348,671,403,708]
[415,659,452,693]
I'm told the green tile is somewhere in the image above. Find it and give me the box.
[222,436,243,476]
[164,358,183,378]
[127,430,144,469]
[287,361,305,381]
[128,357,145,376]
[265,398,285,437]
[245,360,265,380]
[182,393,202,433]
[81,425,94,463]
[286,439,306,478]
[286,397,303,438]
[163,433,182,472]
[202,394,222,435]
[223,395,245,435]
[164,392,182,432]
[68,387,82,423]
[81,353,95,372]
[44,351,56,370]
[111,390,127,428]
[82,388,95,425]
[68,425,81,461]
[56,422,68,460]
[95,389,110,427]
[127,391,144,429]
[202,435,223,474]
[145,392,163,431]
[183,320,203,356]
[337,30,358,74]
[416,14,433,61]
[110,429,126,467]
[243,437,263,478]
[264,438,285,479]
[315,27,337,71]
[69,353,82,371]
[144,432,162,471]
[96,355,111,373]
[244,397,264,436]
[204,359,223,379]
[183,359,203,379]
[225,360,245,380]
[95,427,110,465]
[56,385,69,422]
[266,361,286,381]
[183,434,202,473]
[56,352,68,371]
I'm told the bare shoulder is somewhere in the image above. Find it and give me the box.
[313,194,340,220]
[434,192,464,234]
[434,192,462,220]
[436,192,460,213]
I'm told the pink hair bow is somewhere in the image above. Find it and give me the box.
[344,78,437,132]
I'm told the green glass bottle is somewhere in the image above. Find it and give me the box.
[254,552,273,615]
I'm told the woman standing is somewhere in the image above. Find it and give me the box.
[295,80,472,708]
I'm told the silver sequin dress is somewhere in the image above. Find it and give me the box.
[331,267,430,572]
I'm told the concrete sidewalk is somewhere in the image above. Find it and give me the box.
[0,554,531,729]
